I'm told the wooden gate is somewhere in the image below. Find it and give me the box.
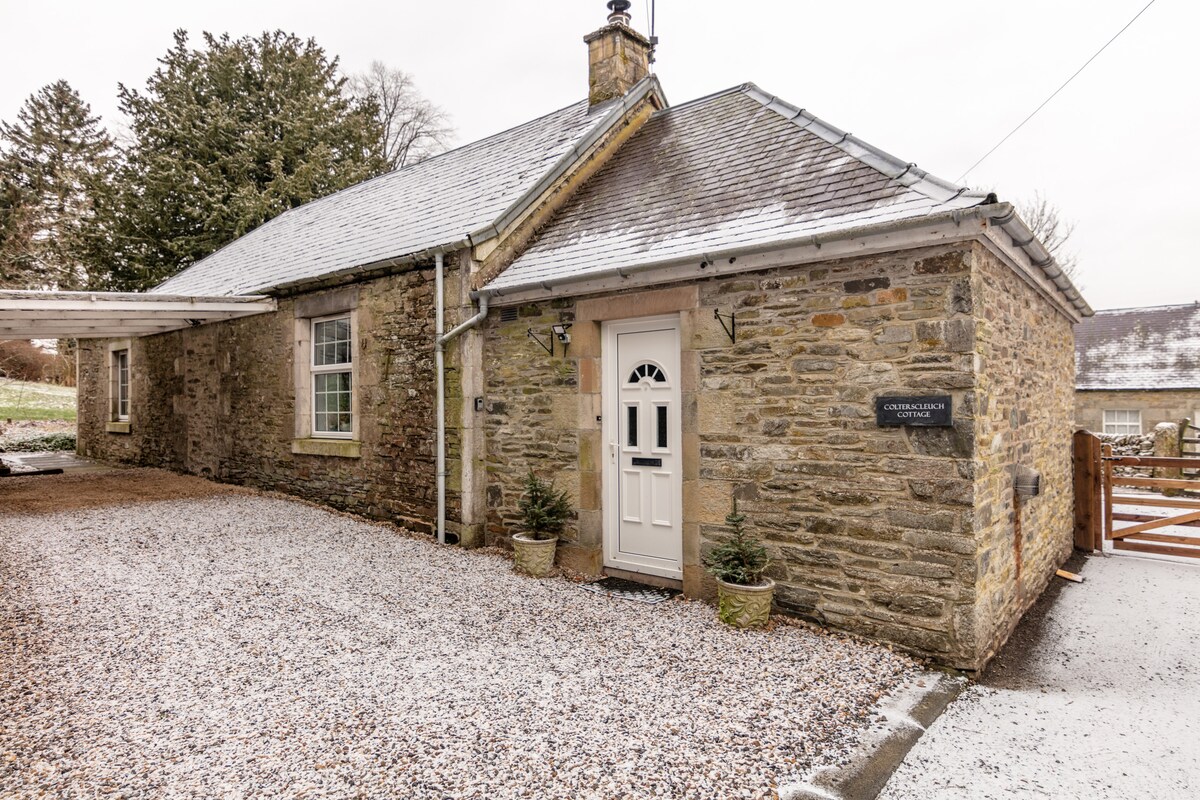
[1074,429,1200,559]
[1183,418,1200,478]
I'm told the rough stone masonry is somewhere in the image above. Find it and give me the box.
[482,241,1075,671]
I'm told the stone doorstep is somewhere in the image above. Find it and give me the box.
[778,671,966,800]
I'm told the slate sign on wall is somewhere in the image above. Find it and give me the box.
[876,396,952,427]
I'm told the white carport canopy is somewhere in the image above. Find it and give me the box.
[0,290,277,340]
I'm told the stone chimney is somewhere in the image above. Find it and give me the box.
[585,1,653,106]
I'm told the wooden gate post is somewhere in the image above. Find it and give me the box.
[1101,443,1114,548]
[1073,430,1103,551]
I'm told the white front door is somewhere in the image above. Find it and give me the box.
[603,316,683,579]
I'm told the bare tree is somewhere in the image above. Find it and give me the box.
[1018,192,1080,283]
[347,62,453,171]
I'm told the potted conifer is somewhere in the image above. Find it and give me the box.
[511,470,571,577]
[703,501,775,628]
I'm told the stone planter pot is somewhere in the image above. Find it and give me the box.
[512,533,558,577]
[715,577,776,628]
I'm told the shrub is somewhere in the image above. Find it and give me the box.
[703,501,770,586]
[0,432,76,453]
[0,341,74,385]
[516,470,572,541]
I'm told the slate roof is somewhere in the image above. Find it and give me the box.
[153,88,653,297]
[484,83,991,294]
[1076,302,1200,390]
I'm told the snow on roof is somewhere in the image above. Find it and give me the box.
[152,83,658,297]
[484,83,991,295]
[1076,302,1200,390]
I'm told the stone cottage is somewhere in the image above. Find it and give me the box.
[56,4,1091,671]
[1075,301,1200,435]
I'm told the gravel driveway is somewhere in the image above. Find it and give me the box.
[1,472,916,799]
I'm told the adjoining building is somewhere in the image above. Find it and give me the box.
[1075,302,1200,435]
[6,3,1092,671]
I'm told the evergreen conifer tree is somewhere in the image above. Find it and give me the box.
[107,30,388,290]
[0,80,114,290]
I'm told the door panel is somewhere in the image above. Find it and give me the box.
[621,469,642,523]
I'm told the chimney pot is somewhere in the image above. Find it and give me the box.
[607,0,632,25]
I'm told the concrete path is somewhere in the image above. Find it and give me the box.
[879,553,1200,799]
[0,450,107,475]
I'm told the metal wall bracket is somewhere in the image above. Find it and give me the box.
[714,308,736,343]
[527,328,554,356]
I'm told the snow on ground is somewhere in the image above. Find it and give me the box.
[879,553,1200,800]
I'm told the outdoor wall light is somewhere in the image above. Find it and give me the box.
[527,324,572,357]
[1014,466,1042,497]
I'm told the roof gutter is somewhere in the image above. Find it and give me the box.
[478,203,1092,320]
[983,204,1091,314]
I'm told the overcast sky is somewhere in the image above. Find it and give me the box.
[1,0,1194,312]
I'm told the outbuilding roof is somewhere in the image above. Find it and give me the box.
[153,80,663,297]
[0,291,275,340]
[484,83,992,295]
[1076,302,1200,390]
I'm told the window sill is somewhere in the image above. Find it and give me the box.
[291,438,362,458]
[106,421,132,435]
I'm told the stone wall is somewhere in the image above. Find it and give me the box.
[78,330,186,467]
[693,246,982,667]
[481,300,586,562]
[970,245,1076,668]
[77,262,465,534]
[483,244,1010,667]
[1075,388,1199,433]
[1097,432,1155,458]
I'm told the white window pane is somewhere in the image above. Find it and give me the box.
[113,349,130,421]
[313,317,352,366]
[1103,409,1141,435]
[313,370,352,433]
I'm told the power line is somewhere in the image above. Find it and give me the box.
[957,0,1157,184]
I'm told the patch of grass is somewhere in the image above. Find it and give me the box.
[0,379,77,422]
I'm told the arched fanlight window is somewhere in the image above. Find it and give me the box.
[627,362,667,384]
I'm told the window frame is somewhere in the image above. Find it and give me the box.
[107,339,133,425]
[308,313,356,440]
[1102,409,1142,436]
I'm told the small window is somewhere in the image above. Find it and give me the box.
[311,315,353,437]
[1103,409,1141,436]
[111,348,130,422]
[627,363,667,384]
[626,404,638,448]
[655,404,668,449]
